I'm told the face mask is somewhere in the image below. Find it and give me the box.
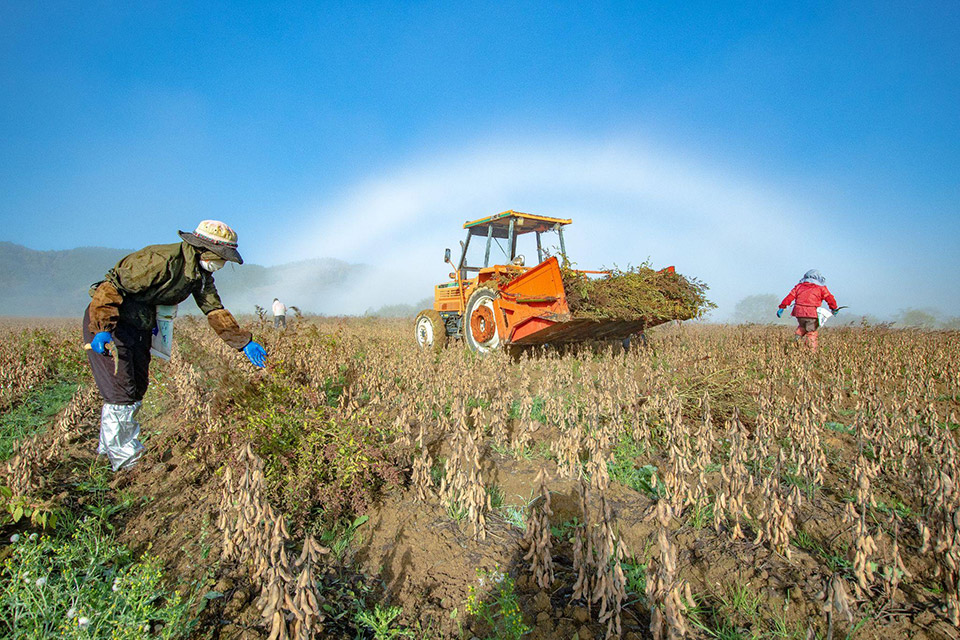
[200,258,225,272]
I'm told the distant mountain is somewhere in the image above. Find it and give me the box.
[0,242,369,317]
[0,242,131,317]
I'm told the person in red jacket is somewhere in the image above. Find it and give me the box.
[777,269,839,352]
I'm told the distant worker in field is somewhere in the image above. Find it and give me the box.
[621,330,648,353]
[84,220,267,471]
[272,297,287,329]
[777,269,839,352]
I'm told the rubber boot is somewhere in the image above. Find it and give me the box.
[807,331,819,352]
[100,402,145,471]
[794,326,806,347]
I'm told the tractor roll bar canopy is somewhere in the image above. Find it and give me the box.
[458,210,571,274]
[463,210,571,237]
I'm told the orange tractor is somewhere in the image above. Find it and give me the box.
[415,210,649,353]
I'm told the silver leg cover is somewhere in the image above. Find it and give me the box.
[100,402,145,471]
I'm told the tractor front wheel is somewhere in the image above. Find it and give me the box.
[464,287,503,354]
[415,309,447,353]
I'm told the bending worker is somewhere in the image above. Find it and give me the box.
[777,269,839,352]
[84,220,267,471]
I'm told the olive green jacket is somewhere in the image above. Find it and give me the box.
[88,242,251,349]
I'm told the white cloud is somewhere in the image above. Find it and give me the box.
[276,136,955,318]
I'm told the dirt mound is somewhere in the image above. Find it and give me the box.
[356,454,656,639]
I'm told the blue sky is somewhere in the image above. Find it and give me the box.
[2,2,958,317]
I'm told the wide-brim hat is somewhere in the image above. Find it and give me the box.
[179,220,243,264]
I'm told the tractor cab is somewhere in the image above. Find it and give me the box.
[436,210,572,318]
[454,210,571,281]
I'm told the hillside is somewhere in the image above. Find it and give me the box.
[0,242,368,317]
[0,242,130,317]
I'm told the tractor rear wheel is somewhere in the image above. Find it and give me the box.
[414,309,447,353]
[464,287,503,354]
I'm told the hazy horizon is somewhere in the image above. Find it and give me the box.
[1,239,956,326]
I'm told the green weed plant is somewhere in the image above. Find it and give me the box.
[465,567,530,640]
[0,516,198,639]
[0,380,76,460]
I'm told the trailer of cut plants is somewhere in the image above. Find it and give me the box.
[415,210,713,353]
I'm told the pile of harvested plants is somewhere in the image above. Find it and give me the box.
[561,263,714,324]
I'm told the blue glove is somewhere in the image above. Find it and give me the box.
[776,308,783,318]
[242,341,267,368]
[830,308,839,316]
[90,331,113,354]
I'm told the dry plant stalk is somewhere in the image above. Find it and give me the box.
[714,408,752,541]
[822,574,854,640]
[169,352,207,422]
[0,341,47,411]
[918,429,960,625]
[845,434,880,594]
[568,476,629,638]
[571,480,596,602]
[689,393,715,512]
[755,468,796,559]
[646,499,691,640]
[880,513,911,601]
[552,420,582,479]
[522,468,555,589]
[662,440,692,514]
[585,431,611,492]
[3,384,99,495]
[593,493,628,639]
[411,425,434,502]
[217,444,327,639]
[289,535,327,639]
[439,422,490,540]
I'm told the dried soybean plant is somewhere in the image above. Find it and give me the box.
[755,464,797,559]
[662,437,693,515]
[217,444,327,640]
[689,392,715,514]
[572,480,596,603]
[569,476,629,638]
[917,427,960,625]
[879,512,910,601]
[585,430,612,492]
[255,516,298,640]
[290,535,327,640]
[439,422,490,540]
[845,430,880,594]
[552,419,583,479]
[646,499,691,640]
[411,425,434,502]
[3,383,99,495]
[168,351,207,422]
[714,408,753,541]
[0,331,50,411]
[593,493,628,639]
[822,574,855,640]
[522,468,555,589]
